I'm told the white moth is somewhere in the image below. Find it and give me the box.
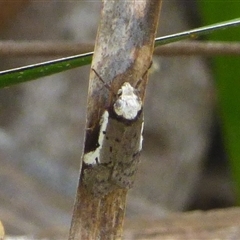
[114,82,142,120]
[83,70,145,197]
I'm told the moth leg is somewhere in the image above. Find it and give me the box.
[135,61,153,89]
[91,68,112,91]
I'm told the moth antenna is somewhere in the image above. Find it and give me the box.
[92,68,112,92]
[135,61,153,89]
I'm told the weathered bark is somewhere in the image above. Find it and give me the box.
[69,1,162,239]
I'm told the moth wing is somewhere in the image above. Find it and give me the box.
[83,165,116,197]
[111,151,141,189]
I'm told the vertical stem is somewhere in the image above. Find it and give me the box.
[69,1,163,239]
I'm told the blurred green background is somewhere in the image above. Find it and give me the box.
[197,1,240,203]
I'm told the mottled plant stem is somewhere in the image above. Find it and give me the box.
[69,1,162,239]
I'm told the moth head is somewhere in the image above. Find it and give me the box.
[91,69,144,120]
[113,82,142,120]
[117,82,135,96]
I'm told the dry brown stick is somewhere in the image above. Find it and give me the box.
[3,207,240,239]
[124,207,240,240]
[68,1,162,240]
[1,41,240,57]
[0,41,93,57]
[154,41,240,56]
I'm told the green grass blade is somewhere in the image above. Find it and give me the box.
[155,17,240,46]
[0,52,92,87]
[0,18,240,88]
[197,2,240,204]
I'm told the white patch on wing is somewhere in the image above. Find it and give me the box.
[138,120,144,151]
[83,150,99,165]
[83,111,109,165]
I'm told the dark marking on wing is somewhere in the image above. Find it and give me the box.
[115,138,121,143]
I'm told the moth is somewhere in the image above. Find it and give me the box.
[82,68,147,197]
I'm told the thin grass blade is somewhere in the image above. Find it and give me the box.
[0,52,92,88]
[0,18,240,88]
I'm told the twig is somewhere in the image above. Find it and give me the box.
[4,207,240,239]
[1,41,240,57]
[68,1,162,240]
[124,207,240,239]
[154,41,240,56]
[0,41,93,57]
